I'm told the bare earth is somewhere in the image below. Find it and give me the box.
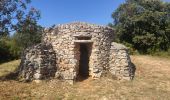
[0,55,170,100]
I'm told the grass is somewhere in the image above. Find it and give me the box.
[0,60,20,77]
[0,55,170,100]
[151,51,170,59]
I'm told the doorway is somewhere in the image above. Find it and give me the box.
[78,43,91,79]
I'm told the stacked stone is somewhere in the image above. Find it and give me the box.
[109,42,133,80]
[43,22,114,82]
[19,22,134,83]
[19,43,56,81]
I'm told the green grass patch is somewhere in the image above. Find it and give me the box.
[0,60,20,77]
[151,51,170,59]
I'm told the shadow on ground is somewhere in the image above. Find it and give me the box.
[0,67,19,81]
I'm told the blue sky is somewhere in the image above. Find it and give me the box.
[30,0,125,27]
[30,0,170,27]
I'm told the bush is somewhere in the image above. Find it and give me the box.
[0,37,21,63]
[112,0,170,54]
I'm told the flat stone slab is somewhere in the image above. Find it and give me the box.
[74,40,93,43]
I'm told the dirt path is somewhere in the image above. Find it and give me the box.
[0,55,170,100]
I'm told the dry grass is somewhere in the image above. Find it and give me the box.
[0,55,170,100]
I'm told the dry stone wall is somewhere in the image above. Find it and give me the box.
[19,22,135,83]
[43,22,114,82]
[109,42,134,80]
[19,43,56,81]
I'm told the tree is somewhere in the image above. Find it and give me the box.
[13,20,43,49]
[0,36,21,63]
[0,0,40,36]
[112,0,170,53]
[0,0,42,62]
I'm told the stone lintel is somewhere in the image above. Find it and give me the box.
[74,40,93,43]
[73,35,92,38]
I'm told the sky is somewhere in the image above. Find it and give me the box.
[30,0,170,27]
[30,0,125,27]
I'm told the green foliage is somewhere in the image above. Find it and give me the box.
[0,22,43,63]
[0,0,40,36]
[13,20,43,49]
[112,0,170,54]
[0,0,42,63]
[0,37,21,63]
[150,48,170,58]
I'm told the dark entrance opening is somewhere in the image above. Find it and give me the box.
[78,43,90,79]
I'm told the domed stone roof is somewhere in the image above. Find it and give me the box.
[44,22,114,34]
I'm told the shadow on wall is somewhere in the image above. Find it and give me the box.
[96,61,136,80]
[131,62,136,80]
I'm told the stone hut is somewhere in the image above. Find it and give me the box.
[19,22,134,84]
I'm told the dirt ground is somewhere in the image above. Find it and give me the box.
[0,55,170,100]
